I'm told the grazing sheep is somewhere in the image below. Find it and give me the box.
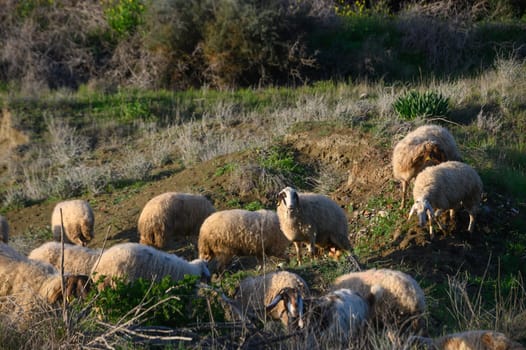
[276,187,351,264]
[306,287,380,347]
[138,192,216,249]
[198,209,290,271]
[51,199,94,246]
[91,242,210,288]
[0,242,89,316]
[409,161,483,236]
[0,215,8,243]
[393,124,461,208]
[412,330,525,350]
[28,241,101,275]
[332,268,426,332]
[235,270,309,328]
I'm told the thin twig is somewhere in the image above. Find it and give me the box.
[59,208,69,336]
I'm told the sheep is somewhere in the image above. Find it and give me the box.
[392,124,461,208]
[409,160,483,236]
[305,287,380,347]
[51,199,94,246]
[411,330,525,350]
[138,192,216,249]
[0,242,89,317]
[235,270,309,328]
[0,214,8,243]
[91,242,210,289]
[198,209,290,271]
[276,186,351,264]
[332,268,426,332]
[28,241,101,275]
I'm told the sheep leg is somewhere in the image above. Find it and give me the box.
[467,212,475,232]
[293,242,302,265]
[308,236,317,258]
[400,181,408,209]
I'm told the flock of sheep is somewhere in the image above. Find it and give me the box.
[0,123,523,349]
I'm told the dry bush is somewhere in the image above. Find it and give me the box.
[0,1,111,91]
[446,271,526,340]
[201,0,329,89]
[396,3,473,74]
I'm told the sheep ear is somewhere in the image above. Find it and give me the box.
[297,294,305,328]
[276,190,286,207]
[424,201,434,217]
[201,262,211,283]
[408,203,417,220]
[266,293,283,312]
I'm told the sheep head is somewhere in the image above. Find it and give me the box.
[277,187,300,216]
[266,287,305,328]
[408,199,434,228]
[46,274,91,304]
[413,142,446,174]
[191,259,211,283]
[480,331,525,350]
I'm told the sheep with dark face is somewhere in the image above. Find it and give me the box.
[0,242,89,317]
[409,161,483,235]
[393,124,461,208]
[51,199,94,246]
[235,270,309,329]
[276,187,351,264]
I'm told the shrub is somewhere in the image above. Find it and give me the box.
[90,274,225,328]
[101,0,145,37]
[201,0,321,88]
[393,90,450,120]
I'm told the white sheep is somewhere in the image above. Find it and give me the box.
[0,242,89,317]
[0,214,9,243]
[409,160,483,236]
[138,192,216,249]
[393,124,461,208]
[91,242,210,288]
[305,287,380,347]
[198,209,290,271]
[235,270,309,328]
[276,186,351,264]
[28,241,101,275]
[332,268,426,332]
[412,330,525,350]
[51,199,94,246]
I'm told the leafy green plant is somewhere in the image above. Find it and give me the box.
[393,90,450,120]
[214,163,235,177]
[244,200,264,211]
[101,0,145,37]
[334,0,367,17]
[259,145,304,176]
[89,274,225,327]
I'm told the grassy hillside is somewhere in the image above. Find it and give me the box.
[0,1,525,349]
[0,58,525,348]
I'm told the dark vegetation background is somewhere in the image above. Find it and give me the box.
[1,0,525,92]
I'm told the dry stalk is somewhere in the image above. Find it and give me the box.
[59,208,69,336]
